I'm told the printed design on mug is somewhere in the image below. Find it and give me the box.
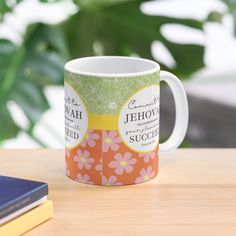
[65,82,88,149]
[118,85,160,153]
[65,72,160,185]
[65,129,158,186]
[65,70,159,114]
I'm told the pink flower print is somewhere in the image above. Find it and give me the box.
[95,159,102,172]
[102,130,121,152]
[76,173,94,184]
[109,152,137,175]
[135,166,155,184]
[65,149,70,158]
[139,151,155,163]
[66,162,70,176]
[74,150,94,170]
[102,176,122,186]
[81,129,99,147]
[65,149,70,175]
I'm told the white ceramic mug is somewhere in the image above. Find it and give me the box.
[64,56,188,185]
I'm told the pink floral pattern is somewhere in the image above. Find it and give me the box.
[95,159,102,172]
[66,128,158,186]
[81,129,99,147]
[109,152,137,175]
[135,166,155,184]
[102,176,122,186]
[76,173,94,184]
[65,149,70,175]
[102,130,121,152]
[65,149,70,158]
[74,150,94,170]
[66,162,70,176]
[139,151,155,163]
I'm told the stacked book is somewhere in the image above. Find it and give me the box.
[0,176,53,235]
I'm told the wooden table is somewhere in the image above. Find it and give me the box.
[0,149,236,236]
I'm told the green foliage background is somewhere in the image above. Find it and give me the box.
[0,0,224,146]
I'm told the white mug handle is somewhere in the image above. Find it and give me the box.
[159,71,189,155]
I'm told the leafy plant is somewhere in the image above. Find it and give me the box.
[0,0,206,145]
[222,0,236,35]
[0,25,68,144]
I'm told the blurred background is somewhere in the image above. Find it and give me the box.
[0,0,235,148]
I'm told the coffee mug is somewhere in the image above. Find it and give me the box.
[64,56,188,185]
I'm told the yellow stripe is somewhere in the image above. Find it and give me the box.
[88,114,118,130]
[0,200,53,235]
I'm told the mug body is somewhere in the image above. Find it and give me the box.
[64,56,160,185]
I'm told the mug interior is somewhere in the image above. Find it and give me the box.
[64,56,160,77]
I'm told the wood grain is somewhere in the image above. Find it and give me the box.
[0,149,236,236]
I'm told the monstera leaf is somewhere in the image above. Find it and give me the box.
[0,0,22,17]
[75,0,131,10]
[0,0,206,145]
[222,0,236,35]
[0,24,68,142]
[63,0,204,78]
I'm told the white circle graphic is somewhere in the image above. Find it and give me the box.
[65,83,88,148]
[118,85,159,153]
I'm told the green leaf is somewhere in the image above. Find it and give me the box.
[0,24,68,141]
[0,40,17,88]
[62,0,204,77]
[39,0,61,2]
[10,81,50,123]
[0,0,22,18]
[75,0,133,10]
[0,104,19,141]
[0,0,207,145]
[0,1,11,16]
[164,42,204,78]
[221,0,236,35]
[62,11,96,57]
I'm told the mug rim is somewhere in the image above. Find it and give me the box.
[64,56,160,78]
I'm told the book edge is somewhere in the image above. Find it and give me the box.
[0,200,53,236]
[0,196,47,225]
[0,181,48,219]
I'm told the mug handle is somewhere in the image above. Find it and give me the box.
[159,71,189,155]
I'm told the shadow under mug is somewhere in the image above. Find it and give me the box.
[64,56,188,186]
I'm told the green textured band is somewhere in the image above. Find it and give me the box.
[64,70,159,115]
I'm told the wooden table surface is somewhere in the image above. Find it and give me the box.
[0,149,236,236]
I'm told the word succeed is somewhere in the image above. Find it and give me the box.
[119,86,159,152]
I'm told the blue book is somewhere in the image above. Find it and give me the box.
[0,176,48,221]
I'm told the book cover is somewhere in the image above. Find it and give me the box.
[0,176,48,219]
[0,200,53,236]
[0,196,47,225]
